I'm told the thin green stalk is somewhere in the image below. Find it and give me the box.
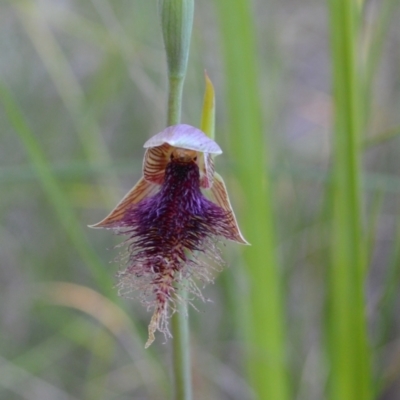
[159,0,194,398]
[167,78,184,126]
[170,291,192,400]
[214,1,289,399]
[327,0,372,399]
[167,76,193,400]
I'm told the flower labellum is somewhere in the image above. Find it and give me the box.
[90,124,248,347]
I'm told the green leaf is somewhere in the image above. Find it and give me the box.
[200,72,215,140]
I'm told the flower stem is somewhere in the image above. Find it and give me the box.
[166,73,193,400]
[167,77,184,127]
[171,290,192,400]
[160,0,193,396]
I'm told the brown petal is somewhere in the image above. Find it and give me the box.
[89,177,159,228]
[142,143,171,184]
[210,173,249,245]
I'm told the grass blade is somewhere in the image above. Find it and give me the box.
[327,0,372,398]
[214,1,289,399]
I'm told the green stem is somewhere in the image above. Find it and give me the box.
[159,0,193,395]
[171,292,192,400]
[327,0,372,398]
[166,76,192,400]
[167,77,184,126]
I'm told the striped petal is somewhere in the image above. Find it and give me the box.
[143,143,171,184]
[143,124,222,154]
[199,153,215,189]
[210,173,249,245]
[89,177,159,228]
[143,125,221,187]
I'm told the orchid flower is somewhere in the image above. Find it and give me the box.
[90,124,248,347]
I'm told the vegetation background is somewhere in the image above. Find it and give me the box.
[1,0,400,399]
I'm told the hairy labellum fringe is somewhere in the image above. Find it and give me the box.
[115,160,235,346]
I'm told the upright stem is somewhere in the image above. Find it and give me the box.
[159,0,194,396]
[167,75,192,400]
[327,0,371,398]
[167,78,184,126]
[171,290,192,400]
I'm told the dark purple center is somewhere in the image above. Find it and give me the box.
[122,160,233,274]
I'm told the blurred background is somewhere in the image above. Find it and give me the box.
[1,0,400,399]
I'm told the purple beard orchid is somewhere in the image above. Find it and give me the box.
[91,124,248,347]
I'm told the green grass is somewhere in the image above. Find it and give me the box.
[1,0,400,399]
[327,0,371,397]
[214,0,289,399]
